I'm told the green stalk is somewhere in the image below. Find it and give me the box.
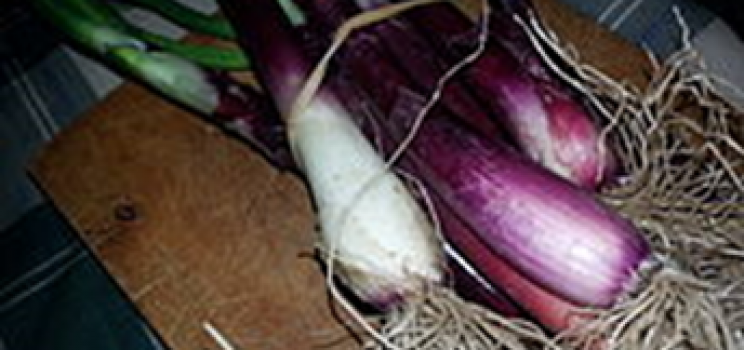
[34,0,248,70]
[111,46,220,113]
[119,0,237,40]
[34,0,135,53]
[33,0,297,169]
[130,27,247,69]
[118,0,308,37]
[34,0,219,112]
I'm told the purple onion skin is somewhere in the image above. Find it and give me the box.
[436,193,527,318]
[217,0,318,115]
[332,37,647,306]
[397,1,613,188]
[448,251,526,318]
[291,0,645,307]
[208,72,295,169]
[335,78,525,317]
[487,0,546,78]
[467,49,612,187]
[294,0,503,139]
[218,0,646,308]
[368,18,497,135]
[383,114,649,307]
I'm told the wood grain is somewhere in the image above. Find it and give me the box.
[30,1,650,349]
[31,84,355,349]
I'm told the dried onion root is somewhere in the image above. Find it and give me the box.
[559,260,734,349]
[363,289,557,350]
[515,8,744,349]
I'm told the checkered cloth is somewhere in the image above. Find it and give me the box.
[559,0,714,56]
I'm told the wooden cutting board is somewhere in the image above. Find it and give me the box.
[30,1,651,349]
[31,82,356,349]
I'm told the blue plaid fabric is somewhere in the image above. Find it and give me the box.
[0,3,98,230]
[559,0,714,56]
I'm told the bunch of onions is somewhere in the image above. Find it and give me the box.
[230,0,734,347]
[215,0,574,347]
[42,0,743,348]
